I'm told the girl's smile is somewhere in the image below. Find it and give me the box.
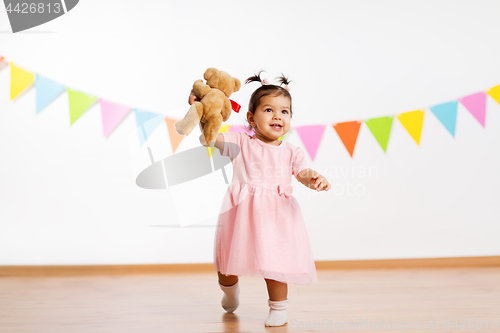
[247,94,291,146]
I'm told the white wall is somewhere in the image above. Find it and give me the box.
[0,0,499,265]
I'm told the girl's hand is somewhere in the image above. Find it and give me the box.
[188,89,200,105]
[297,169,331,192]
[308,174,331,192]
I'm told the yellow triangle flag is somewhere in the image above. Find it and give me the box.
[397,110,425,145]
[11,62,35,100]
[207,125,231,158]
[487,85,500,106]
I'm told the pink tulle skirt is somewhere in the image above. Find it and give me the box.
[213,182,318,285]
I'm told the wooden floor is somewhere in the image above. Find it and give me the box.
[1,267,499,333]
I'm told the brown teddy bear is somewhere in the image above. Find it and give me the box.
[174,67,241,147]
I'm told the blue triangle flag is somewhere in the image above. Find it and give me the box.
[35,74,66,114]
[429,101,458,137]
[133,108,165,146]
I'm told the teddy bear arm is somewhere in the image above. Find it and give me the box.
[193,80,212,99]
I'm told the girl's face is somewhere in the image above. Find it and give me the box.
[247,94,291,146]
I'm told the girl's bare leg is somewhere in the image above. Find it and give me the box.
[218,271,238,286]
[264,278,287,301]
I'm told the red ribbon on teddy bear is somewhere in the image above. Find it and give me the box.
[230,99,241,113]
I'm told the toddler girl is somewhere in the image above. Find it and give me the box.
[193,72,330,327]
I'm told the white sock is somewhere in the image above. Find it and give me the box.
[265,299,289,327]
[218,281,239,313]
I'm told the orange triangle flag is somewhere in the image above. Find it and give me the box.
[165,117,185,153]
[332,121,362,158]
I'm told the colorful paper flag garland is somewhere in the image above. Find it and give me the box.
[2,57,500,160]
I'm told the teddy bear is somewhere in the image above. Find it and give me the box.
[174,67,241,147]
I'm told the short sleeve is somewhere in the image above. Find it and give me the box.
[221,131,243,161]
[292,147,310,176]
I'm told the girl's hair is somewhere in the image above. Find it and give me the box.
[245,71,293,132]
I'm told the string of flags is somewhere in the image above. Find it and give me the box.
[2,56,500,161]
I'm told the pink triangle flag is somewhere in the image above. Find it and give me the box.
[229,125,255,136]
[99,98,131,137]
[458,92,487,128]
[295,125,326,161]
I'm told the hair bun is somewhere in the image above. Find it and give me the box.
[275,73,291,87]
[245,70,265,85]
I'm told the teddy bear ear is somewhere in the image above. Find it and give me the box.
[204,68,218,81]
[233,78,241,92]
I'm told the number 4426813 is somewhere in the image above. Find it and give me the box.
[5,2,62,14]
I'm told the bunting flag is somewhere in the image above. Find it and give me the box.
[333,121,362,158]
[296,125,326,161]
[487,84,500,106]
[165,116,185,153]
[133,108,165,146]
[67,87,97,125]
[364,116,393,153]
[397,110,425,145]
[0,56,8,71]
[229,125,255,136]
[11,62,35,100]
[99,98,131,138]
[35,74,66,114]
[3,59,500,158]
[459,92,487,128]
[429,101,458,137]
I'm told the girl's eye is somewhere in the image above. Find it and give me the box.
[282,110,289,114]
[265,108,272,112]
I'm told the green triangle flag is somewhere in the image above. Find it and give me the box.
[67,87,97,125]
[364,116,393,152]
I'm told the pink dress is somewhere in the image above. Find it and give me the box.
[213,131,318,285]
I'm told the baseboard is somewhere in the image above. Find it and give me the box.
[313,255,500,270]
[1,256,499,277]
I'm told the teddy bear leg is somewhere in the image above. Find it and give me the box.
[201,113,223,147]
[222,98,232,122]
[175,102,204,136]
[199,133,209,147]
